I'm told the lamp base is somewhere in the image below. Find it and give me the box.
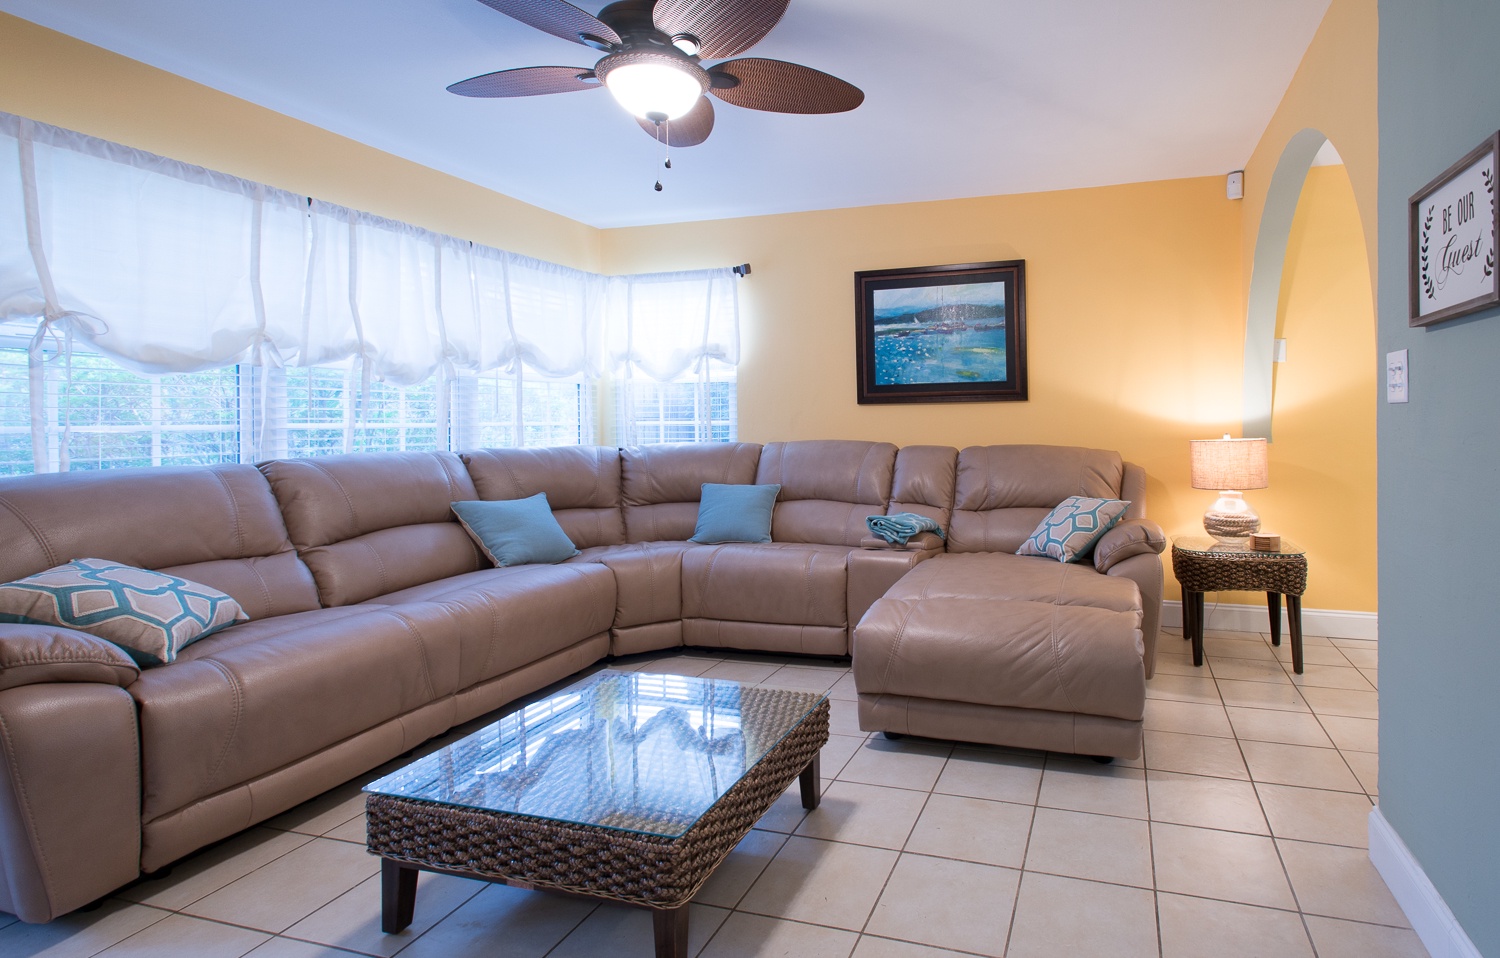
[1203,491,1260,544]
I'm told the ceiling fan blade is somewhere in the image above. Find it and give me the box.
[708,58,864,114]
[635,96,716,147]
[652,0,789,59]
[472,0,621,48]
[447,65,600,97]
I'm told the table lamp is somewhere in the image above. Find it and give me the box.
[1189,435,1269,543]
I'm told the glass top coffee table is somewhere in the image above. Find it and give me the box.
[364,669,830,958]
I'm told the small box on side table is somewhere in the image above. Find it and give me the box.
[1171,535,1309,673]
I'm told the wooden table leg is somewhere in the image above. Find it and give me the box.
[1182,590,1195,647]
[1189,591,1207,667]
[653,904,689,958]
[1286,595,1305,674]
[1267,592,1282,646]
[381,859,418,934]
[799,752,821,809]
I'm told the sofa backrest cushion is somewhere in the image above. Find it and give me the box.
[949,445,1127,554]
[461,446,625,548]
[756,440,898,546]
[620,442,762,542]
[0,464,319,619]
[259,452,481,607]
[887,445,958,528]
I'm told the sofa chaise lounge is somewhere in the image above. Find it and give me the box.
[0,439,1163,923]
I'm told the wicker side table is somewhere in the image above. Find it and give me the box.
[1171,536,1309,673]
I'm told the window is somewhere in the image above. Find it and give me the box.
[270,365,443,458]
[451,370,594,453]
[1,340,598,473]
[617,362,737,446]
[0,342,35,476]
[1,331,241,474]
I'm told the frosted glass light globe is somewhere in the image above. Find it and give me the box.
[604,61,704,120]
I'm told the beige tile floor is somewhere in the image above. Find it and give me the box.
[0,627,1430,958]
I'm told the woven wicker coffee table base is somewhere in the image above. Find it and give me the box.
[367,698,829,958]
[1172,542,1309,673]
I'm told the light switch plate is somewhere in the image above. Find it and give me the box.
[1387,349,1409,403]
[1274,339,1287,363]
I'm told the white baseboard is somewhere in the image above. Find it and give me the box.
[1161,600,1378,640]
[1369,807,1482,958]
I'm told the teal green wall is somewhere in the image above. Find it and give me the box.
[1379,2,1500,954]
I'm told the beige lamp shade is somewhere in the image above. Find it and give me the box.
[1189,437,1269,491]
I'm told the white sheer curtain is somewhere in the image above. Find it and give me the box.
[606,268,739,382]
[607,268,739,446]
[0,111,741,468]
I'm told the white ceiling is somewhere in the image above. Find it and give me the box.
[0,0,1332,229]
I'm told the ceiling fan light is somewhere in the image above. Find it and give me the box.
[603,60,706,120]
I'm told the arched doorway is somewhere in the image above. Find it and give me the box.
[1243,129,1378,624]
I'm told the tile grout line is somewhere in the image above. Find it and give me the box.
[1139,733,1169,958]
[1245,631,1323,958]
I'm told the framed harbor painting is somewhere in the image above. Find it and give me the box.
[855,260,1027,404]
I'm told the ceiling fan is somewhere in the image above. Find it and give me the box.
[447,0,865,149]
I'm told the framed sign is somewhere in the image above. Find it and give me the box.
[1409,131,1499,327]
[854,260,1027,404]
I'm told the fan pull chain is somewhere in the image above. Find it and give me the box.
[653,118,664,191]
[653,118,671,192]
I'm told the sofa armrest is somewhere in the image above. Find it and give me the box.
[847,542,943,637]
[0,624,140,692]
[1093,518,1166,574]
[0,682,142,921]
[1104,551,1165,679]
[858,532,946,553]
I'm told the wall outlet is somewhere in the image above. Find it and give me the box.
[1274,339,1287,363]
[1387,349,1409,403]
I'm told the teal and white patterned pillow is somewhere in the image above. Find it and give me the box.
[1017,497,1131,563]
[0,559,248,666]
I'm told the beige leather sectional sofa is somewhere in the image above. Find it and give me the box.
[0,439,1163,923]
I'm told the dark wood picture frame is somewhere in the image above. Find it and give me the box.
[1409,131,1499,327]
[854,260,1027,404]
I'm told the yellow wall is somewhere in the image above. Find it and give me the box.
[1228,0,1380,612]
[0,13,601,272]
[602,168,1376,613]
[1257,165,1378,611]
[1218,165,1374,611]
[1241,0,1379,293]
[603,180,1243,574]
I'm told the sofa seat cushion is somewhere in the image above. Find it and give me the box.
[892,552,1142,612]
[571,542,703,629]
[130,604,467,820]
[361,564,616,689]
[682,542,851,628]
[854,553,1145,722]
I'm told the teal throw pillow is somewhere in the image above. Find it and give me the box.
[453,494,581,567]
[0,558,248,666]
[691,483,781,544]
[1017,496,1131,563]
